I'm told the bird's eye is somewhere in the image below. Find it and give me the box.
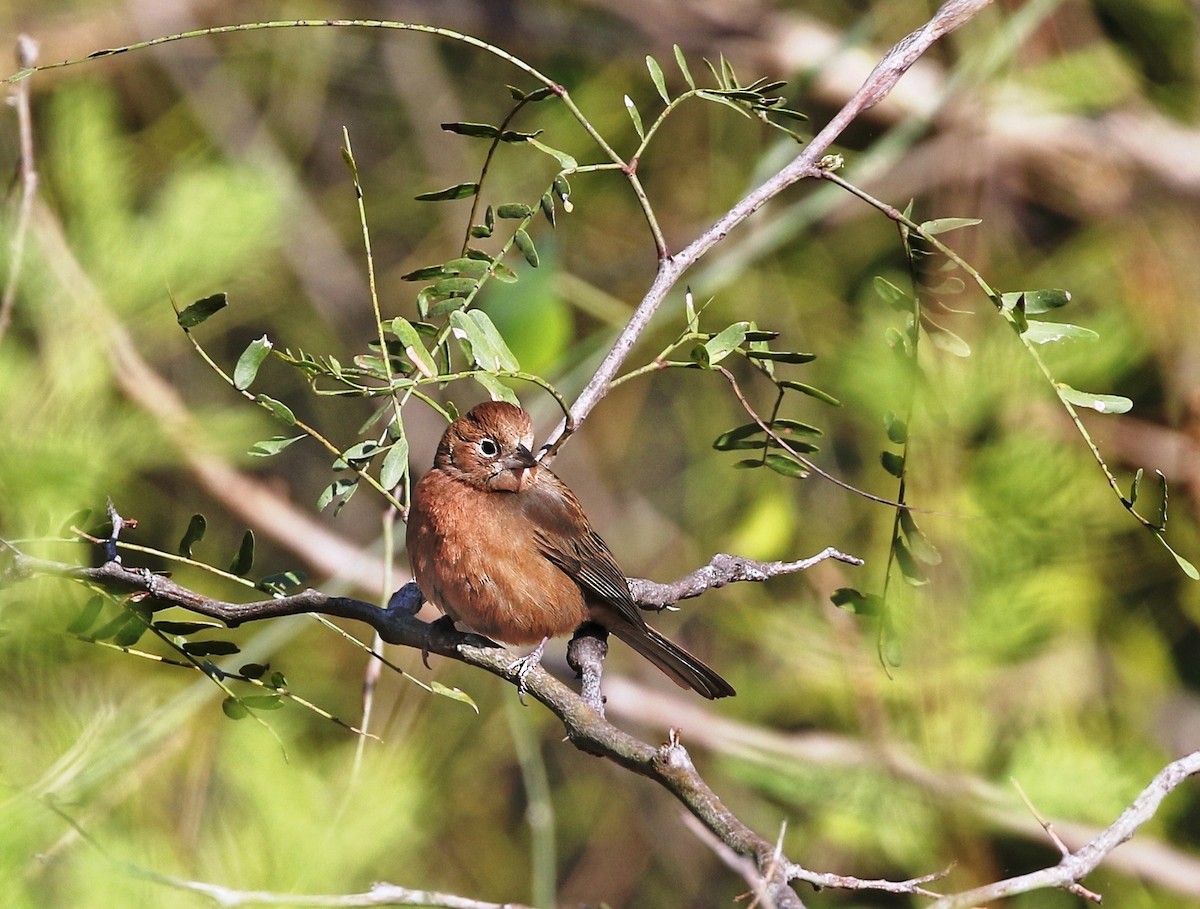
[478,438,499,457]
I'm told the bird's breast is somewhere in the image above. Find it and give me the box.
[407,471,588,644]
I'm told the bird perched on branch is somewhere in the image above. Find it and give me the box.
[406,401,735,699]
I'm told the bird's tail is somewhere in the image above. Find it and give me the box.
[609,623,736,699]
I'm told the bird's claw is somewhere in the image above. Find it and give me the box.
[507,638,548,705]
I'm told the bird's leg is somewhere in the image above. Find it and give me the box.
[507,637,548,704]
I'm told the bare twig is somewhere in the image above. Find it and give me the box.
[0,34,39,345]
[628,548,862,611]
[547,0,995,453]
[928,750,1200,908]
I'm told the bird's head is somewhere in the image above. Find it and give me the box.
[434,401,539,492]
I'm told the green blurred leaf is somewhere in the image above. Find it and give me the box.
[66,596,106,635]
[1130,467,1144,505]
[1023,321,1099,344]
[221,697,249,720]
[881,450,905,477]
[1056,384,1133,414]
[233,335,272,390]
[1158,535,1200,580]
[893,539,928,586]
[919,217,981,235]
[240,662,269,679]
[242,695,285,711]
[830,587,882,615]
[900,510,942,565]
[178,513,207,558]
[874,277,911,312]
[229,529,255,577]
[527,138,578,170]
[1002,289,1071,314]
[884,412,907,444]
[257,570,307,595]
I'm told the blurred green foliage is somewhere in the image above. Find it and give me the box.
[2,2,1200,908]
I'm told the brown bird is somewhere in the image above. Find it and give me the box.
[406,401,735,699]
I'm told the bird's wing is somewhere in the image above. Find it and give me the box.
[520,474,646,628]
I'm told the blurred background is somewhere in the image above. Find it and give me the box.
[2,0,1200,906]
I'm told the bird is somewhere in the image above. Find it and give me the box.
[406,400,735,699]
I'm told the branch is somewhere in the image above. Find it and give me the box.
[0,34,39,346]
[548,0,995,451]
[2,538,864,906]
[929,750,1200,908]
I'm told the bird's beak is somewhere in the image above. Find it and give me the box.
[503,445,539,491]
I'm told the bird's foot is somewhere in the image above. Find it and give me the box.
[507,637,548,705]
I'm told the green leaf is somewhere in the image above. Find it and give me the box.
[647,55,670,104]
[177,292,227,329]
[697,321,749,367]
[1158,534,1199,580]
[919,217,982,236]
[154,620,222,635]
[449,310,520,372]
[342,440,380,463]
[222,697,249,720]
[526,138,578,170]
[178,513,207,558]
[233,335,273,390]
[229,530,255,576]
[499,129,543,143]
[881,450,905,477]
[249,434,305,457]
[744,349,816,364]
[473,372,520,405]
[380,437,409,490]
[391,317,440,379]
[540,192,555,227]
[316,478,357,513]
[414,182,478,202]
[1023,321,1099,344]
[624,94,645,140]
[1056,384,1133,414]
[112,609,149,647]
[779,380,841,407]
[1002,288,1071,314]
[497,203,533,219]
[764,454,809,478]
[255,395,296,425]
[1130,467,1144,506]
[441,121,499,138]
[514,229,540,268]
[830,587,882,615]
[1155,469,1169,530]
[673,44,695,89]
[732,458,765,469]
[66,596,106,635]
[183,639,240,656]
[431,681,480,712]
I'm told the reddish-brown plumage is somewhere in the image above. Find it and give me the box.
[406,401,735,699]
